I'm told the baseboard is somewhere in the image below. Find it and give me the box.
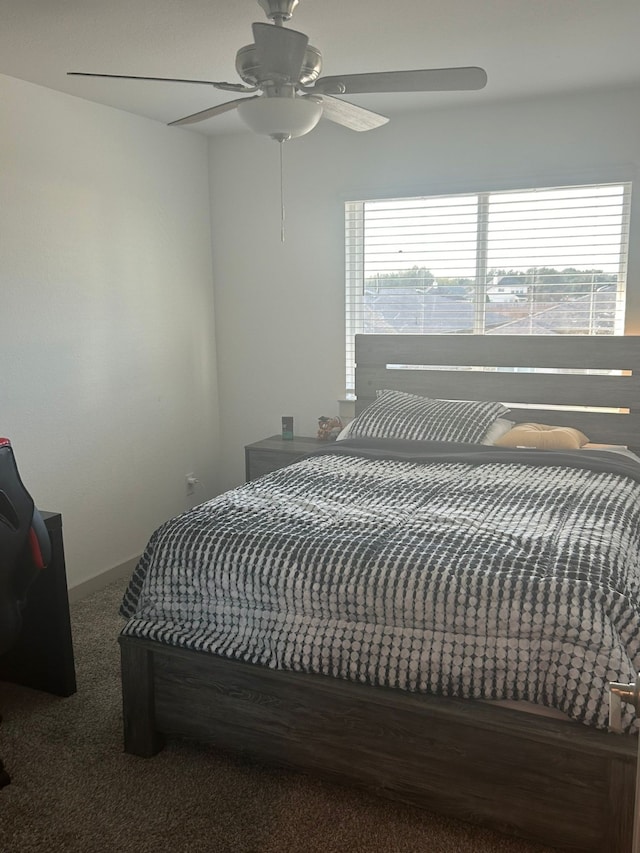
[68,556,139,603]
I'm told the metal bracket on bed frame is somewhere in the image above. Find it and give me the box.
[609,676,640,735]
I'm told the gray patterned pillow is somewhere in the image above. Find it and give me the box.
[349,389,509,444]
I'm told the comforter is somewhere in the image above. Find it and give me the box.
[121,439,640,730]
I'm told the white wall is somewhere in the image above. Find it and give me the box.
[0,75,219,588]
[209,86,640,490]
[3,78,638,585]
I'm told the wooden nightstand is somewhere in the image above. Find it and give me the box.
[245,435,321,481]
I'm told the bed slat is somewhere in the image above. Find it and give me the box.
[356,366,640,410]
[356,334,640,372]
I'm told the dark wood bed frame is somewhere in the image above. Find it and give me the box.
[120,335,640,853]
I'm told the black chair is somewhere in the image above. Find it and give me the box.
[0,438,51,788]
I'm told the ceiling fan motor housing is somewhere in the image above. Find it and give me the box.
[257,0,299,23]
[236,43,322,87]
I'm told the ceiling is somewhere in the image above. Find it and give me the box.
[2,0,640,137]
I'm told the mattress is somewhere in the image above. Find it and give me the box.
[121,438,640,731]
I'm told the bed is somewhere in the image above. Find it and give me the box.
[119,334,640,853]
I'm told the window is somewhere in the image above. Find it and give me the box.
[345,182,631,394]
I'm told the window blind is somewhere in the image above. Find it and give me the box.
[345,182,631,394]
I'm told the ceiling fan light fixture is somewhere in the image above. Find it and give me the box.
[237,96,322,141]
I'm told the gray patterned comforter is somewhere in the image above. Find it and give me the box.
[121,439,640,730]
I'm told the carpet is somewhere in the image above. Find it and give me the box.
[0,579,556,852]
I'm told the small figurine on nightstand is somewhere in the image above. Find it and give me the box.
[317,415,343,441]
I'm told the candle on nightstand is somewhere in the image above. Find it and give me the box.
[281,416,294,440]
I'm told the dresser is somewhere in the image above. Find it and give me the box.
[0,511,76,697]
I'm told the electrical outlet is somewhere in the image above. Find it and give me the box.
[186,473,198,496]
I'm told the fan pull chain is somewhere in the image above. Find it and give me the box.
[279,139,285,243]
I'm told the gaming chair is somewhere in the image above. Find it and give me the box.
[0,438,51,788]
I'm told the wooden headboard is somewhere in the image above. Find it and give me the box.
[355,335,640,451]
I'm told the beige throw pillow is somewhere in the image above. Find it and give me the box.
[495,422,590,450]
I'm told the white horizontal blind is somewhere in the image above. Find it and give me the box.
[345,182,631,394]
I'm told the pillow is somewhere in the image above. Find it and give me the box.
[347,390,509,444]
[581,442,626,451]
[495,422,589,450]
[480,417,515,446]
[335,420,353,441]
[581,443,640,462]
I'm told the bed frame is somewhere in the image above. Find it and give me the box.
[120,334,640,853]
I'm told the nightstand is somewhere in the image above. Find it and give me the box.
[245,435,321,481]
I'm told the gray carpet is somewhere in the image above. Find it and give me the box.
[0,580,556,853]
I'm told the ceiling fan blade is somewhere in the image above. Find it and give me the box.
[67,72,251,93]
[313,66,488,95]
[319,96,389,132]
[169,97,257,126]
[251,21,308,82]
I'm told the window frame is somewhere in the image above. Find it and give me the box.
[345,181,632,395]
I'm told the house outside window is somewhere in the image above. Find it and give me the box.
[345,182,631,394]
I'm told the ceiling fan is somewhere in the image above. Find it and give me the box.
[68,0,487,142]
